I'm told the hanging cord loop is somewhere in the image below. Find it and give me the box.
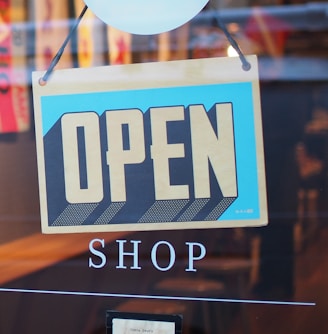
[38,6,251,85]
[215,15,251,71]
[39,5,89,86]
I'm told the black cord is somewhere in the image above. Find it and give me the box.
[39,5,88,85]
[215,15,251,71]
[39,6,250,85]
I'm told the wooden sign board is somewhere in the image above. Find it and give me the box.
[32,56,267,234]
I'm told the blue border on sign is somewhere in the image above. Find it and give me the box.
[41,82,259,221]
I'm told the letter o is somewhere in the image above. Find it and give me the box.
[151,241,176,271]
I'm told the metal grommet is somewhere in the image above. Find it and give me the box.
[38,77,47,86]
[242,61,251,71]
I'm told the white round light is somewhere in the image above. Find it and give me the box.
[83,0,209,35]
[227,45,238,57]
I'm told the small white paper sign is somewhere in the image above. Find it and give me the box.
[113,318,175,334]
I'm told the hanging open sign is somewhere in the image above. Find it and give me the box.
[32,56,267,234]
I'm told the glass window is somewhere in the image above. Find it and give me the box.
[0,1,327,333]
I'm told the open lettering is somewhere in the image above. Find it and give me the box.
[42,103,238,226]
[61,103,237,206]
